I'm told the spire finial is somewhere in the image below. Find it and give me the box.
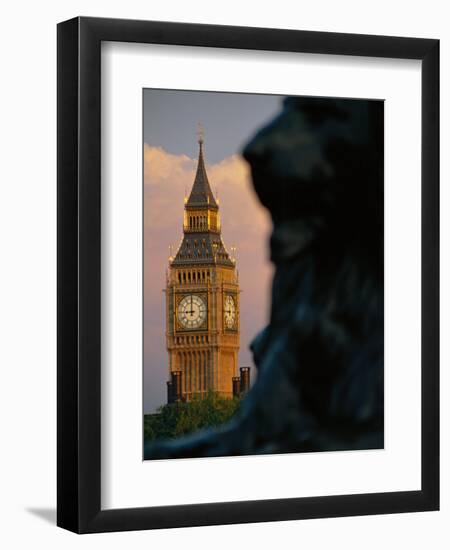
[197,122,204,145]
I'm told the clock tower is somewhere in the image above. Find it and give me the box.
[165,133,240,402]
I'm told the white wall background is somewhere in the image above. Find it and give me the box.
[0,0,447,548]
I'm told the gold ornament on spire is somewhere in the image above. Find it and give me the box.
[197,122,204,145]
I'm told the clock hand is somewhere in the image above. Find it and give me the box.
[187,304,197,317]
[186,296,195,317]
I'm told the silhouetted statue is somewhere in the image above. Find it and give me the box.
[144,96,384,459]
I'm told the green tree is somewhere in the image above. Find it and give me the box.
[144,391,241,443]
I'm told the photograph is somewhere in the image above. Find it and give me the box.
[143,89,385,460]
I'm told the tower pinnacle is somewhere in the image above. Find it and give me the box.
[171,133,233,268]
[197,122,204,145]
[186,128,218,209]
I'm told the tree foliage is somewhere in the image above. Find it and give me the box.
[144,392,241,442]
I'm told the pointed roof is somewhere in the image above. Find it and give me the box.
[186,138,218,209]
[171,231,234,267]
[171,133,234,268]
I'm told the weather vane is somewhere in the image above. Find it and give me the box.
[197,122,204,144]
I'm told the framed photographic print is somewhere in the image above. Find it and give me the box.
[57,17,439,533]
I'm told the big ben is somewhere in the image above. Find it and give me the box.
[165,132,241,402]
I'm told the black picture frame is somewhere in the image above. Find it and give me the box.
[57,16,439,533]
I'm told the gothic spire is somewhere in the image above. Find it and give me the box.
[171,130,233,267]
[186,130,218,209]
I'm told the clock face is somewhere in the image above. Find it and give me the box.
[177,294,207,330]
[224,294,237,329]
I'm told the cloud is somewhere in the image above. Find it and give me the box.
[144,145,193,230]
[143,144,269,237]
